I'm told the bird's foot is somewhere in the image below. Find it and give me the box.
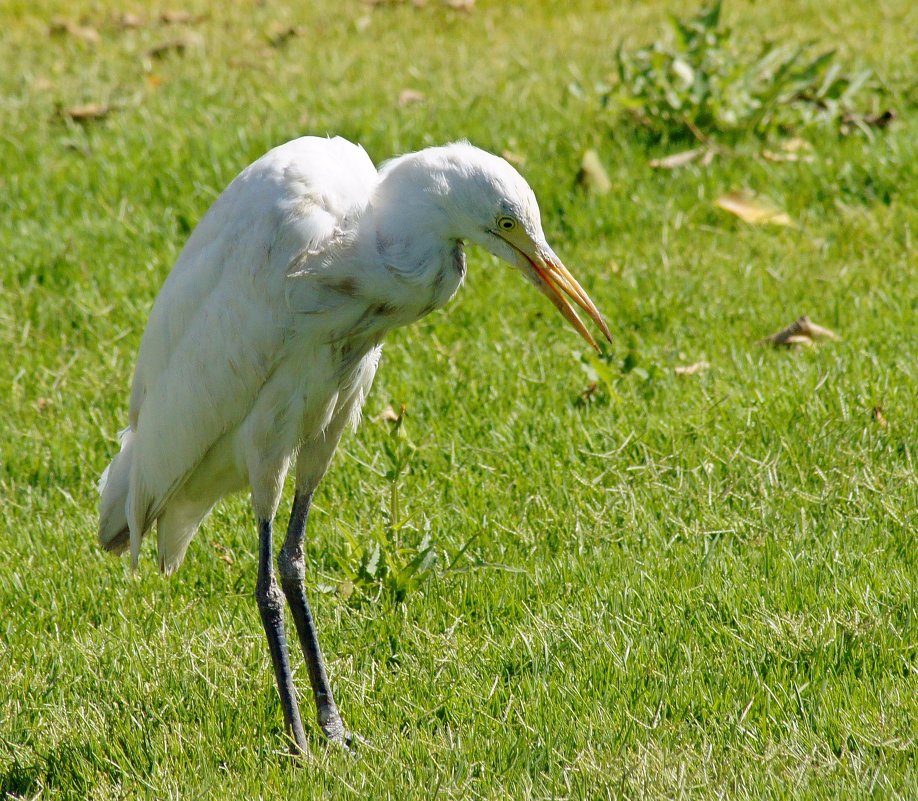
[319,711,358,753]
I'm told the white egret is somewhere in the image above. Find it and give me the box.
[98,136,611,753]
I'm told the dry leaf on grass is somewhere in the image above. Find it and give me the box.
[118,13,145,29]
[576,149,611,195]
[864,110,896,128]
[211,541,234,565]
[398,89,425,107]
[379,404,408,423]
[147,32,203,59]
[63,103,110,121]
[872,406,888,429]
[762,149,815,164]
[782,137,812,153]
[365,0,427,6]
[715,190,792,226]
[49,18,100,44]
[579,382,599,403]
[762,138,814,163]
[759,315,840,348]
[674,361,710,376]
[501,149,525,166]
[649,147,711,170]
[841,109,895,134]
[160,10,206,25]
[266,24,306,47]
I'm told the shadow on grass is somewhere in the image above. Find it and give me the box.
[2,736,129,798]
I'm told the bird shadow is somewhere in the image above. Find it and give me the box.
[1,736,129,797]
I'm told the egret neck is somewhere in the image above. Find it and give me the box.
[352,155,471,329]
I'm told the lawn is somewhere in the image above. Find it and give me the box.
[1,0,916,798]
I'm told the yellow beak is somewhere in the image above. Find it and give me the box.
[511,239,612,351]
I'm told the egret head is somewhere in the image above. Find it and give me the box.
[437,143,612,350]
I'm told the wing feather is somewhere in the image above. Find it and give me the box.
[127,137,377,538]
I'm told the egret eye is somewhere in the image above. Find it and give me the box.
[497,216,517,232]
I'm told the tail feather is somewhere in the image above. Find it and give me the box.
[157,496,214,575]
[100,427,155,563]
[99,427,213,573]
[99,428,135,554]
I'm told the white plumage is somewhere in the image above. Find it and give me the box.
[98,135,610,752]
[101,138,384,572]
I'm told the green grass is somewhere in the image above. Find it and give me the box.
[1,1,916,798]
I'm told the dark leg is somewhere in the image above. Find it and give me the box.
[277,491,349,745]
[255,517,309,754]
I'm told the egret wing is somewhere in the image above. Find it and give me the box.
[126,137,377,538]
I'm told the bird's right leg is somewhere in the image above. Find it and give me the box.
[255,516,309,755]
[278,491,350,747]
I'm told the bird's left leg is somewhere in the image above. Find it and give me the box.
[255,516,309,755]
[278,490,350,746]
